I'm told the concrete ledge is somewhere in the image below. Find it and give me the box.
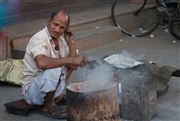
[10,27,121,59]
[2,2,155,39]
[75,27,121,51]
[2,4,113,39]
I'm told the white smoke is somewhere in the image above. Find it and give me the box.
[79,60,115,92]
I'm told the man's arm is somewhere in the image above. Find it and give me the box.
[66,67,73,81]
[34,54,86,70]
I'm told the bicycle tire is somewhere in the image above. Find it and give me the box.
[111,0,160,37]
[169,19,180,40]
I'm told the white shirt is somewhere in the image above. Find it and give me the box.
[21,27,69,94]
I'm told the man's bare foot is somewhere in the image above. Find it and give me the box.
[41,104,67,119]
[42,101,55,112]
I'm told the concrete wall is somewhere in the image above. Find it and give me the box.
[0,32,11,60]
[3,0,114,16]
[1,0,115,60]
[2,0,114,27]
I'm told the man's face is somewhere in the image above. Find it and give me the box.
[47,13,69,39]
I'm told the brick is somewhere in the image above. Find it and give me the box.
[0,32,11,60]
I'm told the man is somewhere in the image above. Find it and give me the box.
[21,10,86,118]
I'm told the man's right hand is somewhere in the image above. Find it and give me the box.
[71,55,86,67]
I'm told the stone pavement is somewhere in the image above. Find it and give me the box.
[1,0,180,121]
[0,26,180,121]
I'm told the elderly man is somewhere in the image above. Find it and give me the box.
[21,10,86,118]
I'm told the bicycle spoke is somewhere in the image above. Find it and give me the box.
[111,0,159,37]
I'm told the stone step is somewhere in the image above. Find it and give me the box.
[11,27,121,59]
[3,1,155,59]
[2,1,155,39]
[2,3,113,39]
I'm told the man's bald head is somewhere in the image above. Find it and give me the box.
[49,10,70,27]
[47,9,70,38]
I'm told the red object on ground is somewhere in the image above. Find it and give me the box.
[0,31,10,60]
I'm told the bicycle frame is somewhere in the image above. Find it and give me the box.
[157,0,174,20]
[140,0,179,20]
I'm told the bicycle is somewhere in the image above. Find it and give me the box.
[111,0,180,39]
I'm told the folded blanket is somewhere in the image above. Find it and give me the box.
[0,59,23,85]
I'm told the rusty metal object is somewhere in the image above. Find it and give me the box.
[66,81,120,121]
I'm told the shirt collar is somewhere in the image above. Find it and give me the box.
[45,26,52,41]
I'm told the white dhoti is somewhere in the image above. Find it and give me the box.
[24,68,66,105]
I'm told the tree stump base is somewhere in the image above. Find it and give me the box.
[67,81,120,121]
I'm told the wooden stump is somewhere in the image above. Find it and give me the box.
[120,71,157,121]
[66,81,120,121]
[0,32,11,60]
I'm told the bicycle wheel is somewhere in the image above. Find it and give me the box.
[111,0,160,37]
[169,19,180,39]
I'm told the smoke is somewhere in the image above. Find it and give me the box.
[86,60,113,82]
[69,50,146,93]
[85,60,115,92]
[120,50,144,61]
[72,59,115,92]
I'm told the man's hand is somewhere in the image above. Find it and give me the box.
[64,31,74,42]
[68,64,78,70]
[70,55,86,67]
[66,56,86,82]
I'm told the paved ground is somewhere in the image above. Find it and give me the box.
[0,26,179,121]
[1,0,179,121]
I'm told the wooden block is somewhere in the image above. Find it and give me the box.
[0,32,11,60]
[4,99,41,116]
